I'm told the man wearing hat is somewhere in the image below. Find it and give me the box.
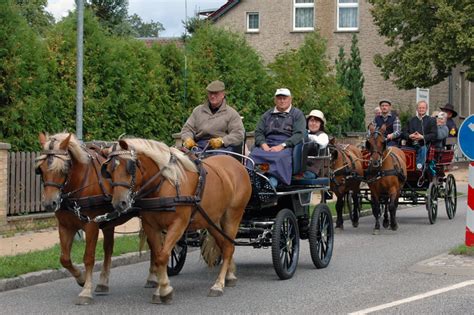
[181,80,244,151]
[440,103,458,138]
[249,88,305,186]
[371,99,401,146]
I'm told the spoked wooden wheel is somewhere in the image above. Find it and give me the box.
[309,203,334,269]
[444,174,457,220]
[167,237,187,276]
[426,182,438,224]
[271,209,300,280]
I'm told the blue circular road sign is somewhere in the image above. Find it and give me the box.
[458,114,474,160]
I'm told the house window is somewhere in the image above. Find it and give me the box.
[337,0,359,31]
[247,12,259,32]
[294,0,314,31]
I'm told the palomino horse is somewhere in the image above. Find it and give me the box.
[365,124,407,234]
[101,138,252,303]
[329,139,364,230]
[36,133,152,305]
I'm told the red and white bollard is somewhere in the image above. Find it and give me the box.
[467,162,474,246]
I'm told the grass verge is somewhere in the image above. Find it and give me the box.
[0,234,140,279]
[449,244,474,256]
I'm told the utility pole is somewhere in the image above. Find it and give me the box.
[75,0,84,241]
[183,0,188,107]
[76,0,84,142]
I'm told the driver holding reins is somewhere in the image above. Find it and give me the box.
[371,99,401,147]
[181,80,245,152]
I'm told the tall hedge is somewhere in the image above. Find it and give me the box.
[269,33,351,135]
[0,2,54,150]
[186,25,274,131]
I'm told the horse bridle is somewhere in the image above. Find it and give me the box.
[329,145,358,189]
[367,130,386,168]
[35,138,72,192]
[101,148,176,209]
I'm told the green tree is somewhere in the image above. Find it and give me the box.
[128,14,164,37]
[269,32,351,135]
[86,0,133,36]
[368,0,474,89]
[15,0,54,35]
[336,35,365,132]
[183,17,210,36]
[0,1,55,150]
[186,25,274,131]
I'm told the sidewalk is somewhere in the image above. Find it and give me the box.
[0,217,141,256]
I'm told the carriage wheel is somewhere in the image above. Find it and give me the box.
[444,174,457,220]
[167,237,187,276]
[309,204,334,269]
[271,208,300,280]
[426,182,438,224]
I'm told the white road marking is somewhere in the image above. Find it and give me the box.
[348,280,474,315]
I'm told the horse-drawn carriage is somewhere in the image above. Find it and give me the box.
[348,129,457,228]
[164,140,335,281]
[36,132,334,304]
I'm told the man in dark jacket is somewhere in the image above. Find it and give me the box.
[402,100,437,169]
[372,99,401,146]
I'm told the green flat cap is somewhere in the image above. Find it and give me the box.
[206,80,225,92]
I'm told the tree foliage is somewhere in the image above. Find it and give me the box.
[186,25,274,131]
[368,0,474,89]
[269,33,351,135]
[15,0,54,35]
[128,14,164,37]
[0,1,54,150]
[335,35,365,132]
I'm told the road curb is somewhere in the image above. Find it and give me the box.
[0,251,150,293]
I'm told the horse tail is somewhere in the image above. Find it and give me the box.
[200,230,222,268]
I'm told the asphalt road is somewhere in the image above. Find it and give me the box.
[0,196,472,314]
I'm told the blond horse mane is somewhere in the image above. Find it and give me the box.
[36,133,89,173]
[120,138,198,185]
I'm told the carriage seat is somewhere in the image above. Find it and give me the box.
[291,141,330,186]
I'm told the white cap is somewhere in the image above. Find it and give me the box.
[275,88,291,97]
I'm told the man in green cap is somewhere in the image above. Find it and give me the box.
[181,80,244,152]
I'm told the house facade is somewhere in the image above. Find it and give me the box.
[208,0,472,125]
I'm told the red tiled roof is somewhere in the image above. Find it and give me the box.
[208,0,241,22]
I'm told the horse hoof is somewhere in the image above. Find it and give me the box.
[352,221,359,228]
[151,294,161,304]
[94,284,109,294]
[391,223,399,231]
[160,291,174,304]
[76,280,85,287]
[75,296,93,305]
[144,280,158,288]
[382,220,390,229]
[372,229,380,235]
[208,288,224,297]
[225,278,238,287]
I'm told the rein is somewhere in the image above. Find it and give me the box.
[95,147,238,244]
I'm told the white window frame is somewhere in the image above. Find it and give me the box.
[293,0,314,31]
[337,0,359,31]
[246,12,259,32]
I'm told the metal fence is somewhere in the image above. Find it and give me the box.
[7,152,44,216]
